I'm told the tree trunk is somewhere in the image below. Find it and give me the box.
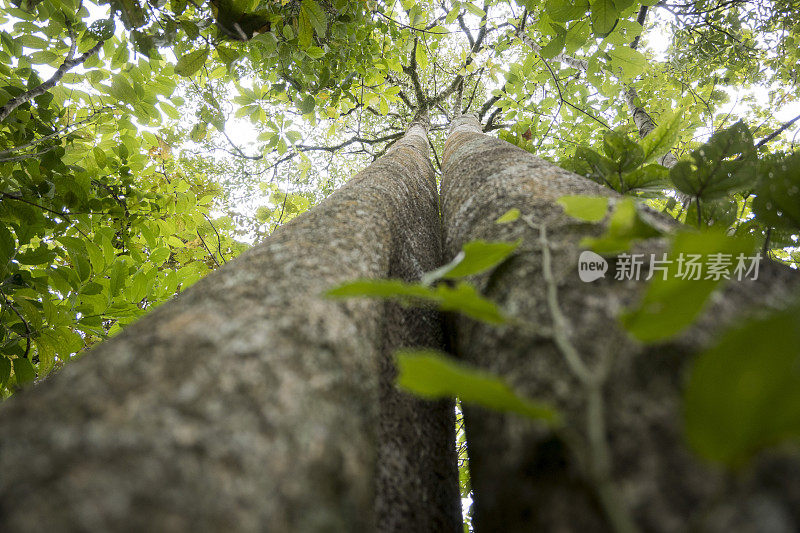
[441,114,800,532]
[0,119,461,533]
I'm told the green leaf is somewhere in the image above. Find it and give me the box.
[436,282,507,324]
[303,0,328,37]
[17,244,56,265]
[620,230,757,342]
[175,48,209,77]
[215,44,239,66]
[86,241,105,273]
[109,76,138,103]
[581,198,660,253]
[565,18,591,53]
[669,121,756,201]
[306,45,325,59]
[327,279,507,324]
[298,95,316,114]
[298,5,314,48]
[150,246,171,267]
[752,151,800,231]
[496,208,521,224]
[621,164,669,192]
[464,3,486,17]
[590,0,618,37]
[540,30,566,60]
[0,224,16,269]
[574,146,617,186]
[421,240,520,285]
[603,130,644,172]
[93,146,108,168]
[557,195,609,222]
[685,304,800,466]
[0,357,10,387]
[12,357,36,385]
[640,109,684,164]
[70,251,91,282]
[415,43,428,70]
[397,350,561,424]
[109,257,128,296]
[547,0,588,23]
[606,46,646,80]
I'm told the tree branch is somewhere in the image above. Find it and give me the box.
[431,1,489,107]
[755,113,800,148]
[0,37,104,123]
[402,39,427,108]
[630,5,649,49]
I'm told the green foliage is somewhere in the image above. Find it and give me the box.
[329,238,523,324]
[752,151,800,231]
[397,349,561,425]
[573,131,669,194]
[590,0,618,37]
[421,240,520,285]
[557,195,609,222]
[175,48,209,77]
[670,121,757,201]
[685,304,800,466]
[620,230,756,342]
[640,109,684,164]
[328,279,508,324]
[495,208,521,224]
[579,198,661,253]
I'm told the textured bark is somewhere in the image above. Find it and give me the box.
[0,121,460,532]
[442,115,800,532]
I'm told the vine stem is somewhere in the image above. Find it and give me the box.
[531,218,639,533]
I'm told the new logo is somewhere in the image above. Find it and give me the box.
[578,250,608,282]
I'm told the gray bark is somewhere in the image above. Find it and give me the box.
[623,87,679,168]
[441,114,800,532]
[0,120,460,532]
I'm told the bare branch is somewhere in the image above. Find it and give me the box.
[296,131,404,153]
[431,1,490,106]
[221,129,264,160]
[403,39,427,107]
[0,36,104,123]
[755,113,800,148]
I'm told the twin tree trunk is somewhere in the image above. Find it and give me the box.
[0,120,460,532]
[1,116,799,531]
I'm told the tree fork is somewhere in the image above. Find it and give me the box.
[441,114,800,532]
[0,121,460,532]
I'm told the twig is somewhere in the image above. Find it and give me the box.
[531,220,638,533]
[755,113,800,148]
[197,231,221,267]
[374,10,450,34]
[0,290,31,361]
[0,35,104,123]
[202,213,227,264]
